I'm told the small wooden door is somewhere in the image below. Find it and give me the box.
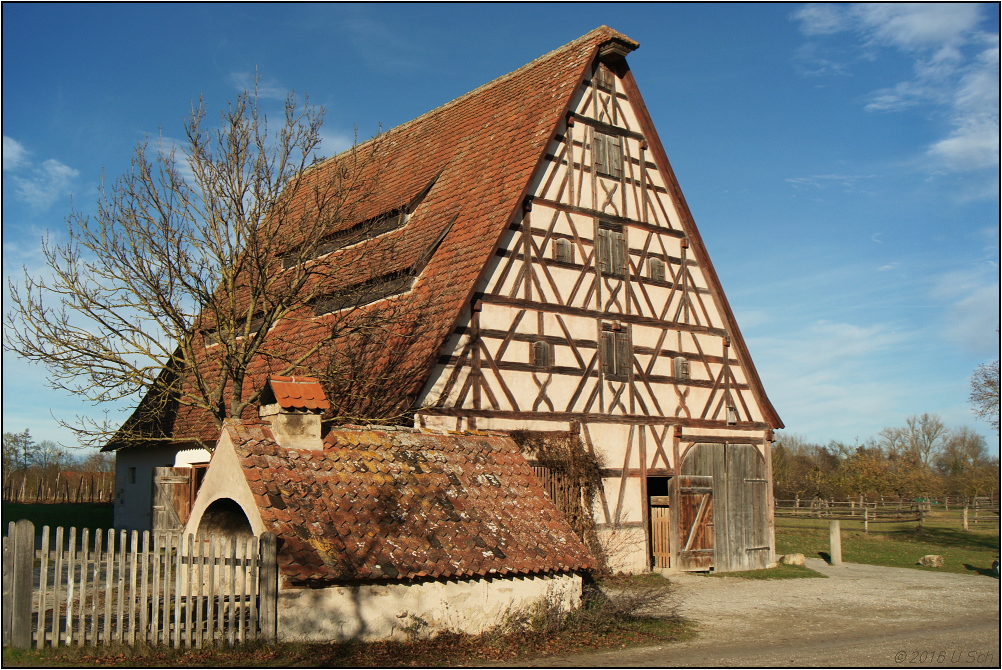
[677,475,714,571]
[650,495,671,568]
[152,466,191,532]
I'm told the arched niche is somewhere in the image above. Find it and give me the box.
[196,497,254,538]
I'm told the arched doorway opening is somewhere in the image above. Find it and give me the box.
[196,498,254,537]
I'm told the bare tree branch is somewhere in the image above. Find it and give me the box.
[4,78,422,449]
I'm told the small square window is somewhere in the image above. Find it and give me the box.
[593,132,623,179]
[594,64,614,91]
[596,223,627,276]
[649,257,666,282]
[599,323,632,379]
[673,355,690,380]
[553,238,574,264]
[531,340,554,368]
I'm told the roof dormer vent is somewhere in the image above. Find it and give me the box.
[259,375,329,451]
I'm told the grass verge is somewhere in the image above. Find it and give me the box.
[705,563,827,580]
[775,515,999,576]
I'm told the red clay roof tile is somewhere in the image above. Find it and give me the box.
[225,422,592,584]
[112,27,637,448]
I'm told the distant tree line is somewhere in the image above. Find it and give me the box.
[772,413,999,502]
[2,429,113,479]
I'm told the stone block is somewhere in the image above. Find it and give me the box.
[781,553,805,566]
[918,554,944,568]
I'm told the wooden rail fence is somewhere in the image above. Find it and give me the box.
[774,498,1000,531]
[2,520,278,649]
[2,471,114,504]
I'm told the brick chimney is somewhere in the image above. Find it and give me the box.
[258,376,329,451]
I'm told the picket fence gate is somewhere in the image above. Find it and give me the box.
[2,520,278,649]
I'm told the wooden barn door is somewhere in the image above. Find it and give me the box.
[725,444,770,571]
[677,475,714,570]
[677,443,770,572]
[152,466,192,533]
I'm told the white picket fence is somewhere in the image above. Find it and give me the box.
[2,520,278,649]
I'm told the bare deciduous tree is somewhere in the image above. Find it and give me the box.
[969,358,1000,433]
[4,82,414,448]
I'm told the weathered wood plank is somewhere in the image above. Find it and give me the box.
[52,526,65,646]
[206,535,216,644]
[259,533,278,643]
[11,520,35,649]
[88,529,102,645]
[36,526,50,648]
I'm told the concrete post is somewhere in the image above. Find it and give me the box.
[829,520,842,566]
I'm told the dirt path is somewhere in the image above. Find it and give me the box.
[526,559,1000,667]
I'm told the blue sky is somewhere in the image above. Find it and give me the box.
[3,3,999,453]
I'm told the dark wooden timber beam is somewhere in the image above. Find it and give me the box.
[420,407,769,432]
[567,112,646,141]
[477,293,729,337]
[530,197,685,238]
[543,154,669,194]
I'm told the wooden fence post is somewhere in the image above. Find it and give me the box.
[258,532,278,642]
[829,520,842,566]
[10,519,35,649]
[2,522,16,644]
[963,506,969,531]
[863,508,869,534]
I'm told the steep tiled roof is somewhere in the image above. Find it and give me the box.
[226,422,594,583]
[113,26,635,447]
[264,376,330,412]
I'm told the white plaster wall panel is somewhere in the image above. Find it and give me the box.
[276,573,581,642]
[183,430,266,538]
[113,444,183,531]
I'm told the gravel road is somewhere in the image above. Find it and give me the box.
[525,559,1000,667]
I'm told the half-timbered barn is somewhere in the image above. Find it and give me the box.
[107,26,783,574]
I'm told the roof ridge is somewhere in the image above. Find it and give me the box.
[313,26,634,169]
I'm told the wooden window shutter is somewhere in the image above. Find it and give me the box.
[533,341,552,368]
[596,228,611,273]
[649,257,665,282]
[615,330,632,377]
[673,355,690,380]
[593,131,607,175]
[607,135,623,179]
[600,331,615,376]
[554,238,573,264]
[612,231,627,275]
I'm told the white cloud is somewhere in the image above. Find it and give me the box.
[3,135,29,171]
[785,173,877,191]
[793,3,1000,174]
[319,129,356,157]
[792,4,850,36]
[229,72,288,100]
[851,4,982,51]
[2,137,79,210]
[931,267,1001,355]
[927,38,1000,170]
[750,319,910,438]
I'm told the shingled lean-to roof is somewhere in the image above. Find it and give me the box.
[227,422,594,583]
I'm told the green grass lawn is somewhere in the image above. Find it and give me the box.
[2,502,114,531]
[775,514,999,576]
